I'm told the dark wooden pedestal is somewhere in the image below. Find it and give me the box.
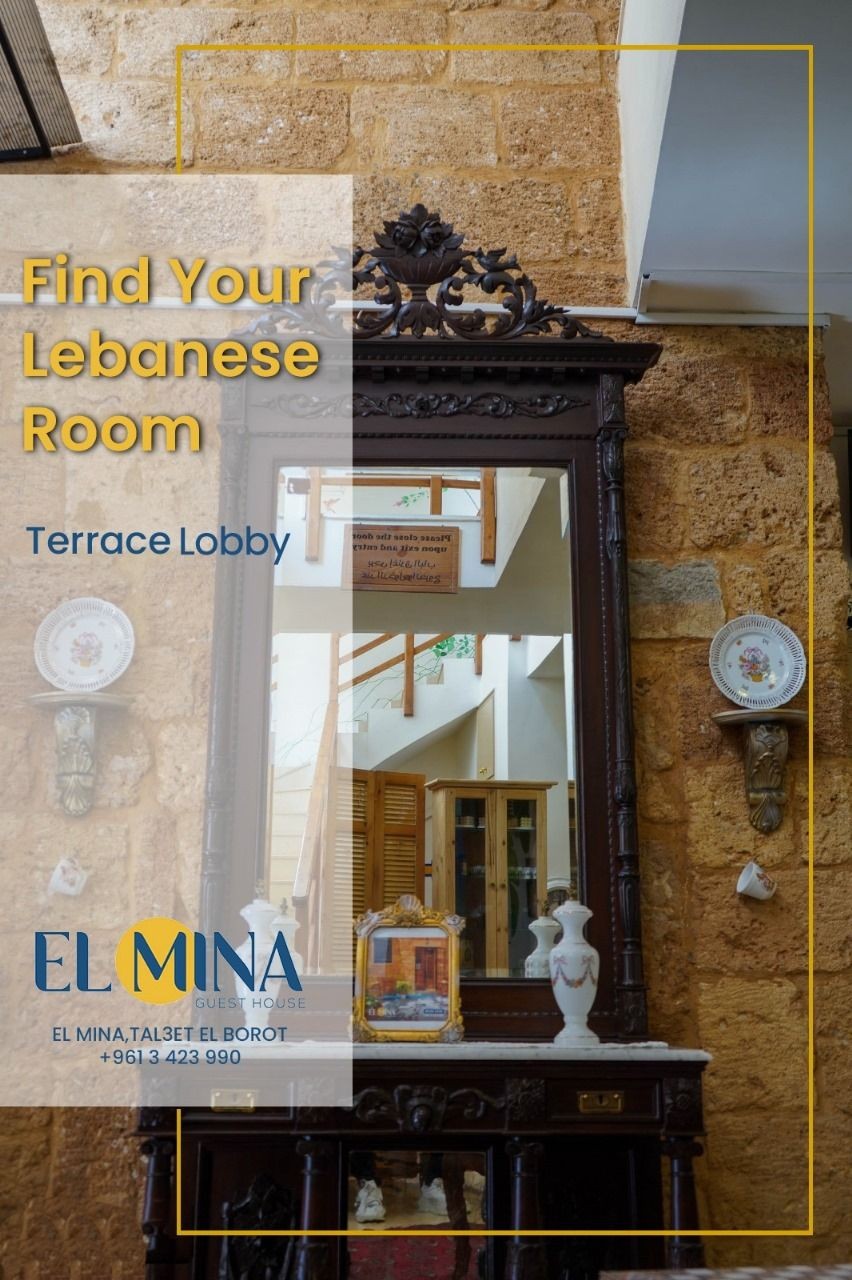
[138,1049,707,1280]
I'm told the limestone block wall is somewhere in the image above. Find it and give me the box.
[623,324,850,1255]
[0,0,848,1273]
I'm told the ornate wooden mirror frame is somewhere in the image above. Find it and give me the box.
[201,205,661,1042]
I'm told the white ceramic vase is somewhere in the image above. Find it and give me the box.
[524,915,560,978]
[548,899,600,1045]
[235,897,280,1030]
[272,905,304,976]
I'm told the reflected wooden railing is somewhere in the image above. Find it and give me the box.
[296,468,496,565]
[292,634,339,971]
[338,631,455,716]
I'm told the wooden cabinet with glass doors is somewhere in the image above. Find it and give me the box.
[427,779,555,978]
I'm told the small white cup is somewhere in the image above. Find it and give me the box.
[48,855,88,897]
[736,860,777,901]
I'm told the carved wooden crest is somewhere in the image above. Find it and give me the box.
[244,203,609,343]
[353,203,607,341]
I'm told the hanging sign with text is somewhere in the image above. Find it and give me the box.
[345,524,460,593]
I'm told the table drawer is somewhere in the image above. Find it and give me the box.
[547,1078,661,1125]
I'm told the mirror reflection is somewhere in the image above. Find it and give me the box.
[266,467,577,978]
[348,1149,486,1232]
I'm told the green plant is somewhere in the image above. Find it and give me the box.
[431,634,474,659]
[395,490,426,508]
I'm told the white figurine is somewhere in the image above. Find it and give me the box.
[354,1180,386,1223]
[417,1176,448,1215]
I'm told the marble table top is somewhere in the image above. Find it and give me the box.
[351,1041,710,1062]
[224,1040,711,1062]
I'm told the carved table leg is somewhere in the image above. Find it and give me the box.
[442,1152,471,1280]
[505,1140,548,1280]
[663,1137,705,1269]
[140,1136,177,1277]
[292,1138,338,1280]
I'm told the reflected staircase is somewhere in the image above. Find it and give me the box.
[285,632,488,971]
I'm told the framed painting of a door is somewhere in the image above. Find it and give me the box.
[352,894,464,1043]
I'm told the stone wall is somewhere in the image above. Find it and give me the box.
[623,323,850,1256]
[1,0,848,1273]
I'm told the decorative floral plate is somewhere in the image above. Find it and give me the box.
[34,597,135,693]
[709,614,806,710]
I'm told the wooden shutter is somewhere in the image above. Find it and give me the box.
[325,770,368,970]
[340,770,369,921]
[336,769,424,915]
[373,772,425,907]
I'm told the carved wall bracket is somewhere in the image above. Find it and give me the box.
[29,691,133,817]
[713,708,807,834]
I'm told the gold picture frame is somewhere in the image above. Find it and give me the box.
[353,895,465,1043]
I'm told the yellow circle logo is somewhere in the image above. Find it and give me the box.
[114,917,194,1004]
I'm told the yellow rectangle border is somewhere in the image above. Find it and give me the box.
[172,40,816,1241]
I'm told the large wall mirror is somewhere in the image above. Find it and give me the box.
[266,465,577,981]
[202,206,661,1041]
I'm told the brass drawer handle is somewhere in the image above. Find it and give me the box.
[577,1090,624,1115]
[211,1088,257,1113]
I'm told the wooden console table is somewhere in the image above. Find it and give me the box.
[139,1042,709,1280]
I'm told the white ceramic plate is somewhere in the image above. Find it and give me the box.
[709,614,806,710]
[34,597,135,693]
